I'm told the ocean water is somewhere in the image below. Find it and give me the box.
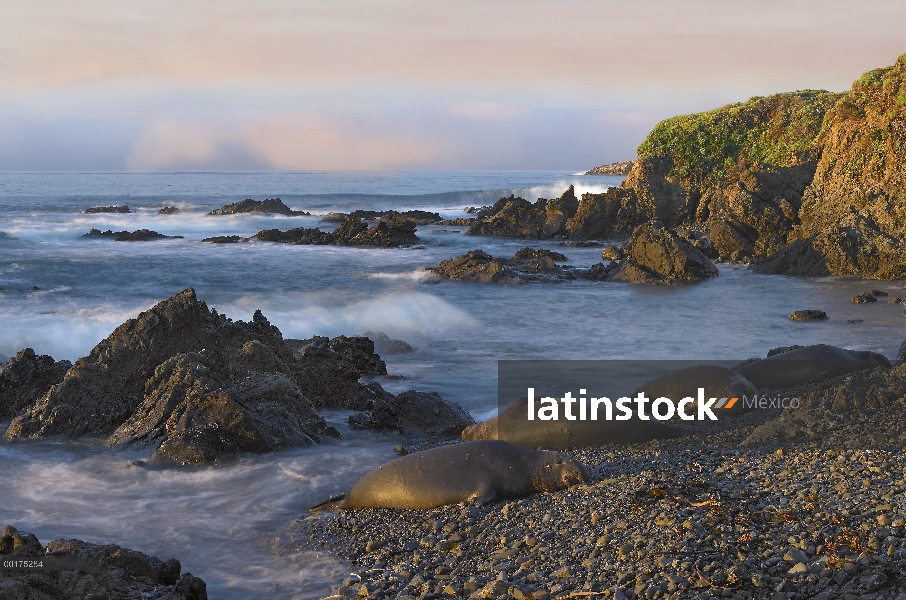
[0,171,904,599]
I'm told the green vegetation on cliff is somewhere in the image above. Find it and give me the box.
[636,90,840,186]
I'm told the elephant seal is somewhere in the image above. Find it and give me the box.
[733,344,890,390]
[309,440,588,511]
[461,397,689,449]
[633,364,757,417]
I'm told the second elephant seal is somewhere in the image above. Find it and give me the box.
[309,440,588,510]
[734,344,890,389]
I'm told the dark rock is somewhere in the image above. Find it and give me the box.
[789,310,828,321]
[466,186,579,239]
[333,214,420,247]
[583,262,620,281]
[201,235,242,243]
[4,290,348,440]
[347,209,442,225]
[158,206,180,215]
[84,205,130,213]
[107,352,332,464]
[363,331,415,355]
[583,160,635,176]
[871,289,889,296]
[82,228,183,241]
[207,198,308,216]
[609,220,719,283]
[897,341,906,363]
[0,525,207,599]
[432,250,509,283]
[512,247,567,261]
[248,227,332,245]
[0,349,71,419]
[431,249,576,284]
[3,290,398,461]
[852,292,878,303]
[350,390,473,443]
[240,214,420,248]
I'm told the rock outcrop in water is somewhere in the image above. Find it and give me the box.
[0,525,207,600]
[4,289,467,463]
[323,209,442,225]
[207,198,308,216]
[84,205,130,214]
[608,220,720,283]
[431,247,575,283]
[0,349,71,420]
[583,160,636,176]
[82,228,184,241]
[204,214,420,248]
[465,186,579,239]
[158,206,180,215]
[363,331,415,355]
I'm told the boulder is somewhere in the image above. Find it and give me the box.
[0,349,71,419]
[432,250,509,283]
[363,331,415,355]
[287,336,386,376]
[582,261,620,281]
[789,310,827,321]
[0,525,207,600]
[432,248,576,284]
[84,206,130,213]
[207,198,308,216]
[201,235,241,243]
[609,220,719,282]
[81,228,184,241]
[349,390,473,443]
[158,206,180,215]
[248,227,332,245]
[851,292,878,303]
[346,209,442,224]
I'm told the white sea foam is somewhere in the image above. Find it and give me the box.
[220,290,476,341]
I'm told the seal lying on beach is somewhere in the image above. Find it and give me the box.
[461,397,688,449]
[308,440,588,510]
[634,364,757,417]
[733,344,890,390]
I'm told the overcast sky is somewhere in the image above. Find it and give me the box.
[1,0,903,171]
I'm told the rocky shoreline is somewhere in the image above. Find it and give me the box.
[299,360,906,600]
[0,525,207,599]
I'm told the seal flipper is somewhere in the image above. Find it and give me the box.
[308,494,347,512]
[472,487,497,506]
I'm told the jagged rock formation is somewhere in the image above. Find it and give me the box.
[207,198,308,216]
[0,349,71,419]
[203,214,420,248]
[84,206,130,214]
[3,290,467,462]
[583,160,635,176]
[431,248,575,284]
[158,206,180,215]
[82,228,184,241]
[465,186,579,239]
[0,525,207,600]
